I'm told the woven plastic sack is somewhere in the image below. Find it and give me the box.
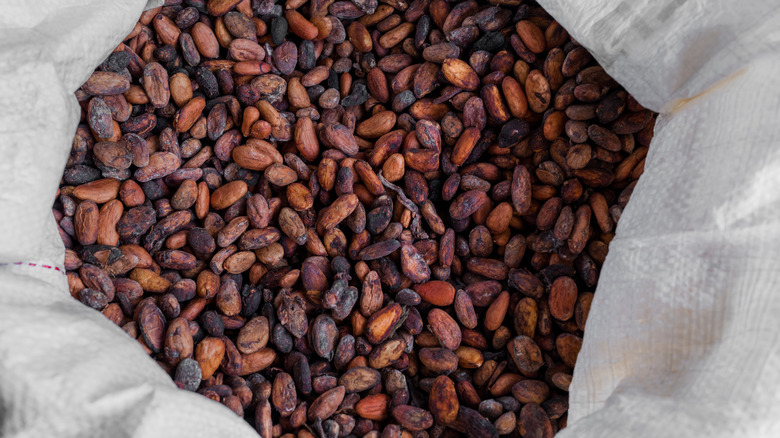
[4,0,780,437]
[538,0,780,436]
[0,1,256,437]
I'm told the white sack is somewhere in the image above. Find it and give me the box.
[537,0,780,436]
[0,1,256,437]
[4,0,779,436]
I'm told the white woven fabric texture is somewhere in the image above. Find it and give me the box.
[3,0,780,436]
[0,1,257,437]
[539,0,780,436]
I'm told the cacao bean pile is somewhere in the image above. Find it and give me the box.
[55,0,655,436]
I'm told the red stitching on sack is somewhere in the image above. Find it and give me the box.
[0,262,67,275]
